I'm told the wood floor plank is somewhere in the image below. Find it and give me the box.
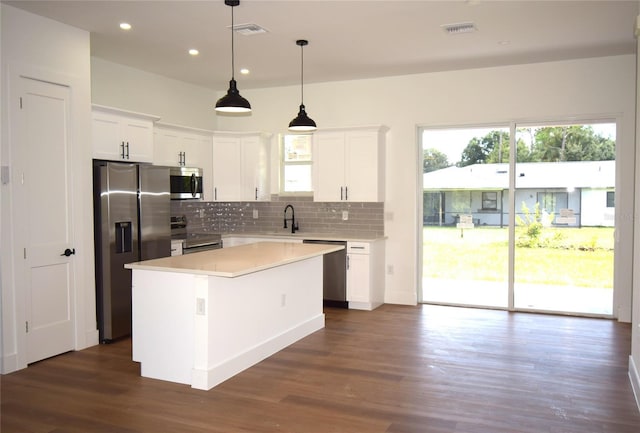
[2,304,640,433]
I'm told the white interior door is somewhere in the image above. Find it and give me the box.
[14,76,75,363]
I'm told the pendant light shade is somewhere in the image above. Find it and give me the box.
[215,0,251,113]
[289,39,316,131]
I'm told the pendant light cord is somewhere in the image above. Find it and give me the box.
[230,4,235,80]
[300,43,304,105]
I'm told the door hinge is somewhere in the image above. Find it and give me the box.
[19,97,23,109]
[23,248,26,259]
[26,321,29,333]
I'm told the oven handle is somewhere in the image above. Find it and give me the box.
[182,242,223,254]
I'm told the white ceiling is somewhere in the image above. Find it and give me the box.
[4,0,638,90]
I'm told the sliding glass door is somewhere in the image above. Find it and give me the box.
[512,123,615,315]
[420,121,615,316]
[422,127,509,308]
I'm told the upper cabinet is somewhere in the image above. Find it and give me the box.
[313,125,387,202]
[92,105,159,163]
[212,132,271,202]
[154,123,214,201]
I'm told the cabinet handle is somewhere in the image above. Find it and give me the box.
[340,186,344,201]
[255,187,258,200]
[125,142,130,159]
[346,255,350,270]
[345,186,348,201]
[351,246,365,249]
[120,141,125,159]
[214,187,217,201]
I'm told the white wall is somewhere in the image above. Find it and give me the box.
[1,5,95,372]
[91,58,218,131]
[91,54,636,317]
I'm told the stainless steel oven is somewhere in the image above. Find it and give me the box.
[170,215,222,255]
[181,235,223,254]
[170,166,203,200]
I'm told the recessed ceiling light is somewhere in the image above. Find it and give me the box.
[119,22,132,30]
[240,68,250,75]
[188,49,199,56]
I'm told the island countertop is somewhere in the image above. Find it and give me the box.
[125,241,344,278]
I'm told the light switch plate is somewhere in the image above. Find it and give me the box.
[342,211,349,221]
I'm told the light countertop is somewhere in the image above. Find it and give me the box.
[125,241,344,278]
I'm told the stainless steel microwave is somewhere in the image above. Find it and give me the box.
[170,166,203,200]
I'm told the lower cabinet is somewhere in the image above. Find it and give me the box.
[347,240,385,310]
[170,239,183,256]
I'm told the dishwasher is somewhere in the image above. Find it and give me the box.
[303,239,348,308]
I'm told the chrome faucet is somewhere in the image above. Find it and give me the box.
[283,204,299,234]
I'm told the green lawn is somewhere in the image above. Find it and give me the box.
[423,226,613,288]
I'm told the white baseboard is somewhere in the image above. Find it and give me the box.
[81,329,100,349]
[630,356,640,413]
[384,290,417,306]
[192,314,325,391]
[1,352,18,374]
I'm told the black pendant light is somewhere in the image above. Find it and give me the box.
[288,39,316,131]
[215,0,251,113]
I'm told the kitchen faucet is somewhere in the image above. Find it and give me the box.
[283,204,299,234]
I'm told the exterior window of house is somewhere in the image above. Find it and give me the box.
[537,192,568,213]
[281,134,313,193]
[482,192,498,210]
[606,191,615,208]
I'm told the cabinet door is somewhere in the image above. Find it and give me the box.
[92,112,124,161]
[345,130,381,202]
[184,134,213,201]
[241,135,269,201]
[313,132,346,202]
[347,252,370,303]
[122,118,154,163]
[153,128,182,166]
[212,136,242,201]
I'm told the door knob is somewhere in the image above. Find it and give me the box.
[60,248,75,257]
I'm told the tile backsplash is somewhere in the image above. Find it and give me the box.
[172,196,384,237]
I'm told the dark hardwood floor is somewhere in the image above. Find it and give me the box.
[2,304,640,433]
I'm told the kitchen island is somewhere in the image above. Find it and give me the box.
[125,241,344,390]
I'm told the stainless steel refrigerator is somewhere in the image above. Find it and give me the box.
[93,160,171,342]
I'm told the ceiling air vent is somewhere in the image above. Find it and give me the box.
[442,22,477,35]
[233,23,269,36]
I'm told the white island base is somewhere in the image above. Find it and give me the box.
[127,242,339,390]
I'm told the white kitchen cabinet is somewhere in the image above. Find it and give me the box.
[347,240,385,310]
[212,132,271,202]
[313,126,387,202]
[92,105,159,163]
[170,239,183,256]
[154,123,213,201]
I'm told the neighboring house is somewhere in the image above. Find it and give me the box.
[423,161,615,228]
